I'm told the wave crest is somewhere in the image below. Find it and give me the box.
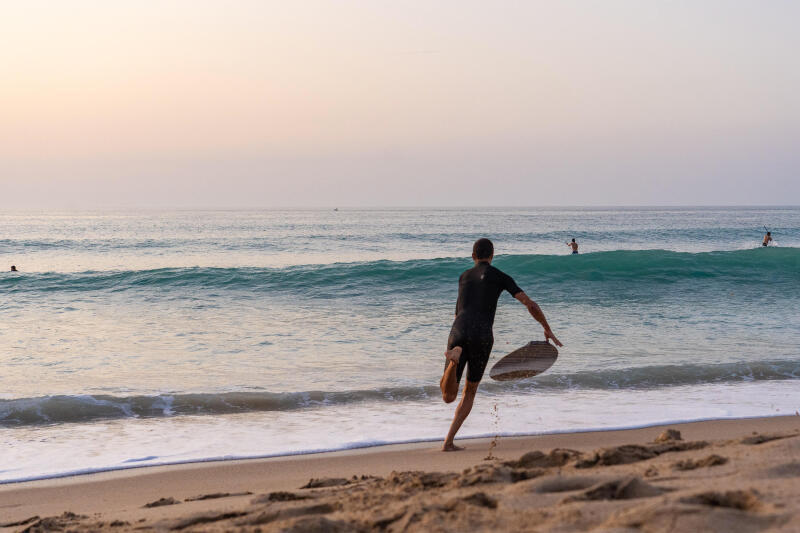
[2,248,798,295]
[2,359,797,427]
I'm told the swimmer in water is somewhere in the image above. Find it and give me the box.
[10,265,17,272]
[567,238,578,254]
[762,232,773,247]
[439,238,562,451]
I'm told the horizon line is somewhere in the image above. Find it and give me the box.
[1,204,799,212]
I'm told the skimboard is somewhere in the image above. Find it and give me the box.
[489,341,558,381]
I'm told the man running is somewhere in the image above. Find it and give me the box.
[763,232,773,247]
[567,238,578,254]
[439,238,562,451]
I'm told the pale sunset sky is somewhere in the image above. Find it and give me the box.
[1,1,798,207]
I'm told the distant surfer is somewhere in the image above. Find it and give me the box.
[567,238,578,254]
[762,232,773,247]
[10,265,17,272]
[439,238,562,451]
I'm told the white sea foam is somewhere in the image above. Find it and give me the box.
[2,380,798,484]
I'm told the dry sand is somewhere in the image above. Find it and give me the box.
[2,416,799,532]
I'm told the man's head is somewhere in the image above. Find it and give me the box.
[10,265,17,272]
[767,232,771,236]
[472,238,494,262]
[571,238,576,243]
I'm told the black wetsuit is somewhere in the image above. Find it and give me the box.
[447,261,522,383]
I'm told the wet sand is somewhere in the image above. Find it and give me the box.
[2,416,799,532]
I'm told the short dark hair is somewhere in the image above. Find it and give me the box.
[767,232,771,235]
[473,238,494,259]
[571,238,576,242]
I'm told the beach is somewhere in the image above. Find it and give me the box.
[2,416,799,531]
[2,208,799,531]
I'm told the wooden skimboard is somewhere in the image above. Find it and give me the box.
[489,341,558,381]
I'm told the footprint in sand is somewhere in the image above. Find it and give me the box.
[561,476,667,503]
[143,497,180,508]
[527,475,599,494]
[680,489,762,511]
[251,491,309,503]
[740,433,792,445]
[672,454,729,471]
[184,491,252,502]
[300,477,350,489]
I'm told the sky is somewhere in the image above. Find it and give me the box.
[1,1,798,208]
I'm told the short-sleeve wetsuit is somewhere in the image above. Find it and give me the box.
[447,261,522,383]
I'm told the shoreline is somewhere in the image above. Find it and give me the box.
[1,412,795,487]
[2,415,798,531]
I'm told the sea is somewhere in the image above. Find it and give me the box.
[1,207,799,483]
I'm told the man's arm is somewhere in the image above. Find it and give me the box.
[514,291,563,347]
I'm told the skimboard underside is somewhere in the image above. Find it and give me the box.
[489,341,558,381]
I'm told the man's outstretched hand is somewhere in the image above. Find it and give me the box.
[545,329,563,347]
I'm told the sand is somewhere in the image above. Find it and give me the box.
[2,416,799,532]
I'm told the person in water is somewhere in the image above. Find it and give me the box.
[567,238,578,254]
[762,232,773,247]
[10,265,17,272]
[439,238,562,451]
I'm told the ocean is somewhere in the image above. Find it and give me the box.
[1,207,799,483]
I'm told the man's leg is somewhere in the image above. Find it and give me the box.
[442,380,479,451]
[439,346,461,403]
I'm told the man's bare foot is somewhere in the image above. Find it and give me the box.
[442,442,465,452]
[445,346,462,366]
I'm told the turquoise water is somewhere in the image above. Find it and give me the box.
[1,207,799,482]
